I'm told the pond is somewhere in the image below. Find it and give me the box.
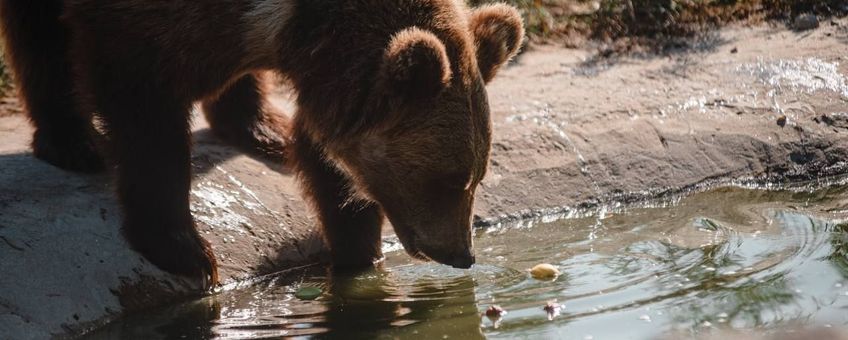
[82,185,848,339]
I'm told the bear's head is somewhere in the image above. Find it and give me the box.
[323,3,524,268]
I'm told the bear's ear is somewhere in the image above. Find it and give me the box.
[469,4,525,83]
[378,27,452,104]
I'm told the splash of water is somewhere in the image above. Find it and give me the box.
[737,57,848,98]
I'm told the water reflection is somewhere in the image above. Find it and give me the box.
[829,223,848,277]
[84,185,848,339]
[83,266,484,339]
[319,268,484,339]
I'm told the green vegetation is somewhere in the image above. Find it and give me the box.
[0,45,9,94]
[469,0,847,43]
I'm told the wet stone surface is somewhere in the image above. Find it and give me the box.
[0,118,325,339]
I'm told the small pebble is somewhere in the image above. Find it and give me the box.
[794,13,820,31]
[530,263,560,280]
[777,115,787,127]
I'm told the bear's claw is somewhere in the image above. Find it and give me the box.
[129,227,219,291]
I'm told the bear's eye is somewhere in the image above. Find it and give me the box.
[436,172,474,191]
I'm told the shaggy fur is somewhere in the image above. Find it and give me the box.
[0,0,524,286]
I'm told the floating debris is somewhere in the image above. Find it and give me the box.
[484,305,507,319]
[543,301,562,320]
[530,263,560,280]
[483,305,507,328]
[294,286,322,300]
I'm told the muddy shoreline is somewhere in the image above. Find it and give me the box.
[1,19,847,339]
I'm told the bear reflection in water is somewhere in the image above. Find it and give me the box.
[82,266,485,339]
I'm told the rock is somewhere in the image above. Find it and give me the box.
[0,114,325,339]
[794,13,820,31]
[817,113,848,129]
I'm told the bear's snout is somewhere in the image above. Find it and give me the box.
[417,241,476,269]
[446,251,475,269]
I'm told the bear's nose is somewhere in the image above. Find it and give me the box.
[447,252,475,269]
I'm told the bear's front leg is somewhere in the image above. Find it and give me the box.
[292,132,385,272]
[99,95,218,288]
[201,74,290,159]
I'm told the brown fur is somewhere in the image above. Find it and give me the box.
[469,4,526,82]
[0,1,104,172]
[0,0,523,285]
[201,73,290,158]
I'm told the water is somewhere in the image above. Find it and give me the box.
[83,186,848,339]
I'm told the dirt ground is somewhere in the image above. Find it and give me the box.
[1,18,847,339]
[477,17,848,224]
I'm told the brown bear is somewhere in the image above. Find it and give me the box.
[0,0,523,287]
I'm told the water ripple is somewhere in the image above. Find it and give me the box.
[82,187,848,340]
